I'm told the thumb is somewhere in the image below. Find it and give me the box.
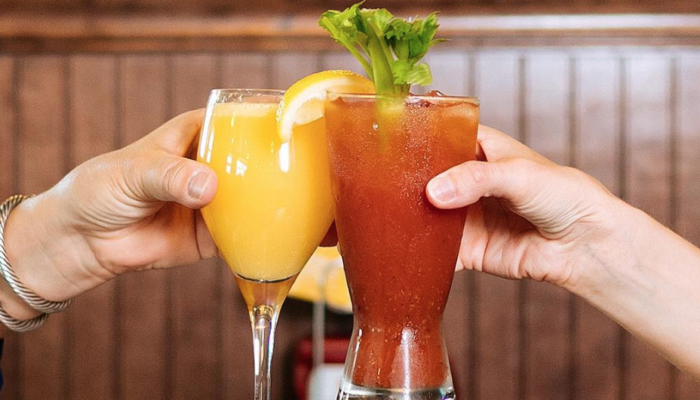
[426,158,544,210]
[132,154,218,209]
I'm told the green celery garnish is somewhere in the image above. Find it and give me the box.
[319,2,445,95]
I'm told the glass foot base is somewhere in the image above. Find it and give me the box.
[336,379,455,400]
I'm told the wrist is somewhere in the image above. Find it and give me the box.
[558,193,641,297]
[3,192,113,302]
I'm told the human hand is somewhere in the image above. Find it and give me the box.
[426,125,622,287]
[4,110,218,302]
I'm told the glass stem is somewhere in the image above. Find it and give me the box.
[251,304,278,400]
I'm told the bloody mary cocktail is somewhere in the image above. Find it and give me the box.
[326,93,479,399]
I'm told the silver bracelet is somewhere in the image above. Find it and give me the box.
[0,303,48,333]
[0,195,71,325]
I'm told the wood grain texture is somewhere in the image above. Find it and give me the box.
[623,53,673,400]
[476,51,520,135]
[2,0,700,16]
[217,52,269,400]
[5,13,700,54]
[117,54,171,400]
[270,53,320,91]
[0,57,14,199]
[67,55,119,400]
[471,51,522,400]
[0,56,21,400]
[572,53,621,400]
[675,52,700,400]
[319,52,365,76]
[522,53,573,400]
[17,56,69,400]
[0,44,698,400]
[169,53,221,400]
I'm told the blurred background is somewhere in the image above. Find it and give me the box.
[1,0,700,399]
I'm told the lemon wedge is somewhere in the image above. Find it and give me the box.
[277,70,374,142]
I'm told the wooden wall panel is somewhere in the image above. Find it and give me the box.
[471,51,522,400]
[17,56,69,400]
[218,52,269,400]
[270,53,320,91]
[67,55,119,400]
[0,58,14,198]
[319,52,365,77]
[0,56,20,400]
[572,53,622,400]
[522,53,573,400]
[117,55,171,400]
[476,52,520,136]
[675,53,700,400]
[169,54,221,400]
[0,39,699,400]
[2,0,700,14]
[425,51,469,96]
[623,53,673,400]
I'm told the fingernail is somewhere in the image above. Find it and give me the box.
[188,171,212,200]
[428,175,456,202]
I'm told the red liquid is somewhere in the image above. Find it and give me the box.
[326,95,479,390]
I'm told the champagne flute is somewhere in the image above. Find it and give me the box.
[197,89,334,400]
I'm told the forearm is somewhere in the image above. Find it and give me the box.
[565,198,700,377]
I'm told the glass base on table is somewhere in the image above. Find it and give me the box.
[336,379,455,400]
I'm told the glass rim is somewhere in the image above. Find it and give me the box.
[209,88,285,96]
[326,91,480,105]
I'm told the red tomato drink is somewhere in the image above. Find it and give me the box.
[326,92,479,399]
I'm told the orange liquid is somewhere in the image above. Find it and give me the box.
[235,274,298,314]
[326,95,479,389]
[198,102,334,281]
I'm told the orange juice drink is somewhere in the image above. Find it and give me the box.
[198,100,334,282]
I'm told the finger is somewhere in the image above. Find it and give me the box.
[195,211,218,260]
[477,125,555,166]
[427,158,543,209]
[129,153,218,209]
[140,109,206,155]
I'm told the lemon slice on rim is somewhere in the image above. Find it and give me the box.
[277,70,374,142]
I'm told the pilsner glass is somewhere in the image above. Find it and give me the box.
[325,93,479,400]
[197,89,334,400]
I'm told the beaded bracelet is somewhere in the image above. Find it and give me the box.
[0,195,72,332]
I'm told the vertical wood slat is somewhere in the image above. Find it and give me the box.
[1,46,699,400]
[425,50,472,399]
[169,53,220,400]
[319,52,365,75]
[522,52,573,400]
[623,53,674,400]
[472,51,521,400]
[117,55,170,400]
[269,51,320,399]
[573,53,621,400]
[218,52,269,400]
[67,55,119,400]
[675,51,700,400]
[17,56,69,400]
[0,56,21,400]
[270,53,320,90]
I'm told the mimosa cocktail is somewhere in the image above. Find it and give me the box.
[197,90,334,400]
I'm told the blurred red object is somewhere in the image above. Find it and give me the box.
[293,336,349,400]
